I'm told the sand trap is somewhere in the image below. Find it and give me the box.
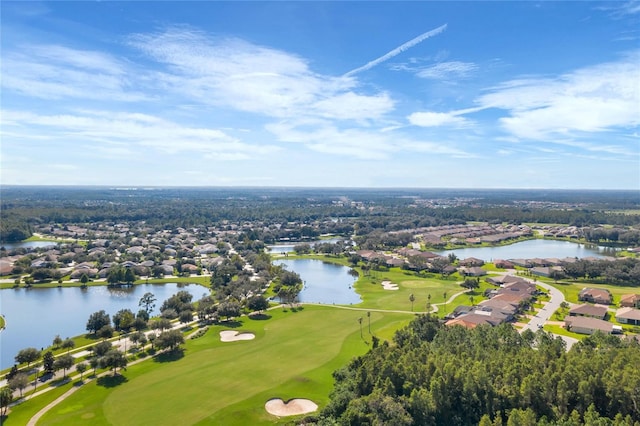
[265,398,318,416]
[219,330,255,342]
[381,280,399,290]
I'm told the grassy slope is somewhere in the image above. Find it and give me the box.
[33,306,411,426]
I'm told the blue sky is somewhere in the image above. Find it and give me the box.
[1,1,639,189]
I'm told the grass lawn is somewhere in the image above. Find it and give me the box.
[543,324,585,340]
[26,305,412,426]
[354,268,463,313]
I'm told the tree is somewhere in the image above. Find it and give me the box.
[179,310,193,324]
[8,373,29,397]
[100,349,127,376]
[53,354,74,378]
[107,267,124,285]
[409,293,415,312]
[80,273,90,285]
[61,338,75,354]
[150,318,172,332]
[52,335,63,349]
[15,347,40,368]
[91,341,112,357]
[155,329,185,351]
[136,309,150,322]
[367,311,371,334]
[97,325,114,339]
[86,310,110,334]
[42,351,55,374]
[218,301,241,321]
[124,268,136,284]
[89,357,100,377]
[247,295,269,313]
[76,362,88,380]
[461,278,480,291]
[112,309,135,332]
[358,317,363,338]
[0,387,13,417]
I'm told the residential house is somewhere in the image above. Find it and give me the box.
[460,266,486,277]
[615,307,640,326]
[564,316,621,335]
[579,288,613,305]
[509,259,533,268]
[620,294,640,309]
[493,259,515,269]
[459,257,485,267]
[486,274,527,286]
[530,266,563,277]
[568,304,608,320]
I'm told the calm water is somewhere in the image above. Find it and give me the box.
[0,283,208,369]
[277,259,360,305]
[267,238,346,254]
[436,239,615,262]
[1,241,61,251]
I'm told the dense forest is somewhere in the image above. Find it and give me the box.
[1,187,639,243]
[309,316,640,426]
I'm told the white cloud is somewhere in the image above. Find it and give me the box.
[407,111,469,127]
[311,92,395,121]
[478,52,640,140]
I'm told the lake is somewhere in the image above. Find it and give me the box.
[1,241,62,251]
[267,238,347,254]
[436,239,615,262]
[277,259,360,305]
[0,283,208,370]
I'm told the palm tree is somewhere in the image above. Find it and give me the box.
[409,293,415,312]
[358,317,363,338]
[367,311,371,334]
[443,291,448,315]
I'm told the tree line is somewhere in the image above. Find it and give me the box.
[306,315,640,425]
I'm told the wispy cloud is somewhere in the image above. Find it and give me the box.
[266,119,471,160]
[344,24,447,77]
[416,61,478,79]
[127,27,393,122]
[1,110,280,160]
[1,45,146,101]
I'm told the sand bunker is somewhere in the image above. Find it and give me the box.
[381,280,399,290]
[219,330,255,342]
[265,398,318,416]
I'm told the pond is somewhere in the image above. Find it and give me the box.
[1,240,62,251]
[267,238,348,254]
[277,259,360,305]
[436,239,616,262]
[0,283,208,370]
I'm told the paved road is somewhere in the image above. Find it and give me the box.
[514,277,578,350]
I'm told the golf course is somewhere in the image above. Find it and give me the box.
[6,304,416,425]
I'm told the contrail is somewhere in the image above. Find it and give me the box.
[344,24,447,77]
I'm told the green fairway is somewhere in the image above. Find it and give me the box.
[32,306,412,426]
[354,268,463,313]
